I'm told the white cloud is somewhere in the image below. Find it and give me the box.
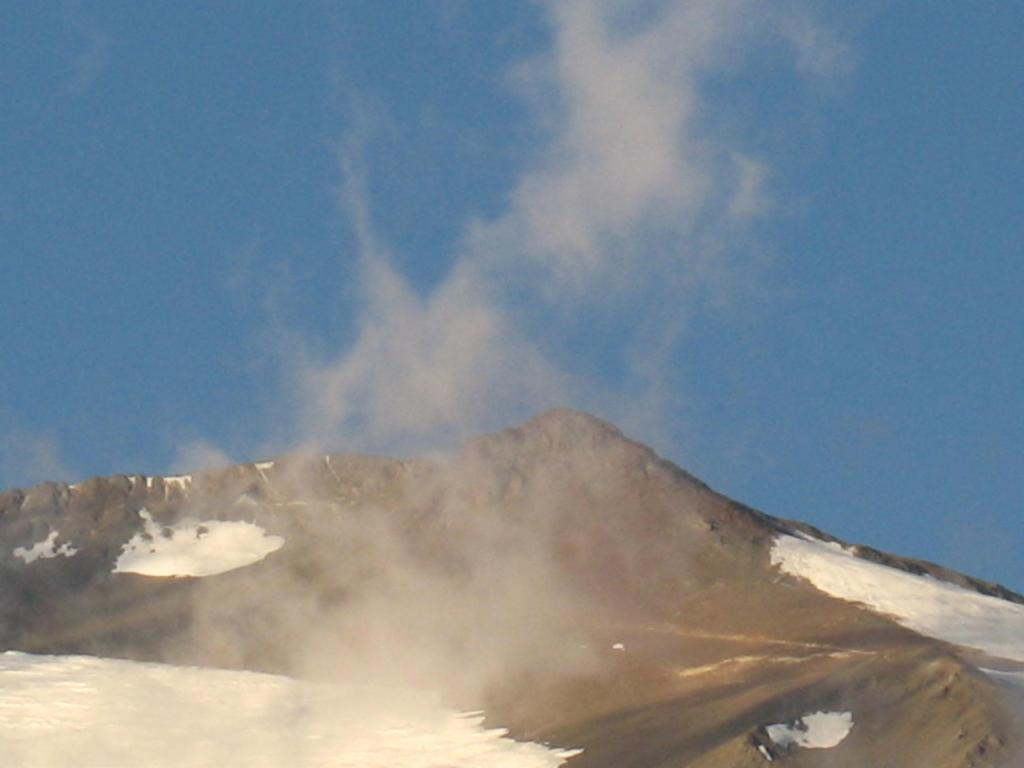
[497,0,722,290]
[301,0,844,455]
[476,0,829,300]
[303,257,565,454]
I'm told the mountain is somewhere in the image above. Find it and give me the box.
[0,410,1021,767]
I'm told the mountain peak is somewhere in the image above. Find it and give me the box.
[524,407,625,437]
[462,408,672,484]
[478,408,634,453]
[0,412,1021,766]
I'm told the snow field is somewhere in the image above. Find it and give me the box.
[113,509,284,577]
[12,531,77,563]
[771,534,1024,663]
[0,652,581,768]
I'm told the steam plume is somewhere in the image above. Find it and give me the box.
[175,0,845,712]
[296,0,844,458]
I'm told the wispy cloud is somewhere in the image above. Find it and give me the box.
[303,258,566,454]
[170,439,234,475]
[295,133,565,455]
[488,0,747,292]
[294,0,844,459]
[62,3,109,97]
[0,430,74,490]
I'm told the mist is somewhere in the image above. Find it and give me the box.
[5,3,1023,766]
[46,0,849,753]
[165,411,701,717]
[164,0,843,718]
[291,0,844,460]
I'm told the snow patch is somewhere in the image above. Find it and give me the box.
[612,643,625,651]
[0,652,580,767]
[113,509,284,577]
[13,531,77,563]
[163,474,192,490]
[771,534,1024,663]
[766,711,853,749]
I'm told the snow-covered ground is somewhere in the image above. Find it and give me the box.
[0,652,580,767]
[13,531,77,563]
[772,534,1024,663]
[113,510,284,577]
[162,475,193,490]
[765,711,854,749]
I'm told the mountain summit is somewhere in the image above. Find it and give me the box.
[1,410,1021,766]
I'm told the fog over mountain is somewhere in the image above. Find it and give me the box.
[4,1,1021,763]
[1,410,1021,766]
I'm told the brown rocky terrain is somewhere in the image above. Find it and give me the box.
[0,410,1020,766]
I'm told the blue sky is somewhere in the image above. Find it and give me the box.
[2,3,1021,592]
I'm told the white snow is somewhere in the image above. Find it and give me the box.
[766,711,853,749]
[0,651,580,767]
[757,744,773,761]
[771,534,1024,663]
[113,510,284,577]
[163,475,193,490]
[13,531,77,563]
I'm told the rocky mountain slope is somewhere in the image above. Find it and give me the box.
[0,410,1021,767]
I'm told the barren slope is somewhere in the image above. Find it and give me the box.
[0,410,1019,766]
